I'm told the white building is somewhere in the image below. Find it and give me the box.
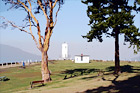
[62,42,68,60]
[75,54,89,63]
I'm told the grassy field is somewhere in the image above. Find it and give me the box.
[0,60,140,93]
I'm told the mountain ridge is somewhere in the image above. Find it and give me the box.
[0,44,41,63]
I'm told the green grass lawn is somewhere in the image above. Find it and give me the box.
[0,60,140,93]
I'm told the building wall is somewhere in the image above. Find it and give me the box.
[62,43,68,60]
[75,56,89,63]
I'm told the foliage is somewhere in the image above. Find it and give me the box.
[82,0,140,53]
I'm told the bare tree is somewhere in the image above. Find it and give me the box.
[1,0,64,82]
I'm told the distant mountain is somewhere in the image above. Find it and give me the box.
[0,44,41,63]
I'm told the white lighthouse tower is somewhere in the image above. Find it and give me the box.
[62,42,68,60]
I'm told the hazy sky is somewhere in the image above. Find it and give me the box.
[0,0,140,61]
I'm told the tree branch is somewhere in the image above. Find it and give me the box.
[17,0,38,25]
[54,1,60,27]
[37,0,49,20]
[0,16,39,49]
[26,0,40,49]
[17,0,42,48]
[53,0,58,8]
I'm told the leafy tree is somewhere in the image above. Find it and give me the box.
[82,0,140,74]
[137,0,140,4]
[1,0,63,82]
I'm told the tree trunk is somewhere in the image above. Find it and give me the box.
[41,51,51,82]
[115,29,120,74]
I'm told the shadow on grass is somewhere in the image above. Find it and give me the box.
[80,74,140,93]
[61,68,103,80]
[30,84,45,89]
[81,65,140,80]
[3,78,10,81]
[106,65,140,73]
[62,65,140,80]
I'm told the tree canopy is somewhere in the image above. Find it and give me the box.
[82,0,140,74]
[82,0,140,53]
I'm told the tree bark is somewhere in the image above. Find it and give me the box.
[115,29,120,74]
[41,51,51,82]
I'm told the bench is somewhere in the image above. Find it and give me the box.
[0,76,8,81]
[30,80,44,88]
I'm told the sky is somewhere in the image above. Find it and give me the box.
[0,0,140,61]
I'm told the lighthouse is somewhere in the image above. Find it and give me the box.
[62,42,68,60]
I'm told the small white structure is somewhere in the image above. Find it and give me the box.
[62,42,68,60]
[75,54,89,63]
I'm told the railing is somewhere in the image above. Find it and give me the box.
[0,60,41,68]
